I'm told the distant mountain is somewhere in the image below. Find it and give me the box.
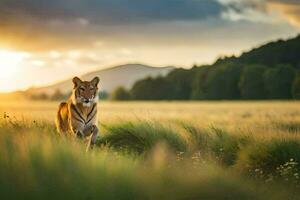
[28,64,174,95]
[215,34,300,68]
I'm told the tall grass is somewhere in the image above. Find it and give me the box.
[1,109,300,199]
[99,120,300,184]
[98,121,187,154]
[0,118,288,200]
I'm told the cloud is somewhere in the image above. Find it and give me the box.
[0,0,299,52]
[266,1,300,26]
[0,0,298,74]
[0,0,226,51]
[0,0,223,24]
[218,0,300,26]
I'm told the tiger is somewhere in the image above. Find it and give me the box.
[56,76,100,150]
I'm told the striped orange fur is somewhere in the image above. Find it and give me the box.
[56,76,100,149]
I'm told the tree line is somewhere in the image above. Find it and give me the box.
[112,63,299,100]
[112,35,300,100]
[26,62,300,101]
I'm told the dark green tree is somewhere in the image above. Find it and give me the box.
[239,65,267,99]
[191,66,209,100]
[111,87,131,101]
[166,68,194,100]
[264,65,295,99]
[205,63,242,100]
[292,75,300,99]
[130,76,173,100]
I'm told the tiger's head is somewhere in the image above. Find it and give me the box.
[72,76,100,107]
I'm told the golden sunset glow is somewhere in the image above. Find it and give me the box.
[0,50,27,92]
[0,0,299,93]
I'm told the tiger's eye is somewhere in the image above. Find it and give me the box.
[79,87,85,91]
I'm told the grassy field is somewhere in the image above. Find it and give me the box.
[0,101,300,199]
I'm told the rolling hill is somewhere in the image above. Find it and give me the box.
[27,64,174,95]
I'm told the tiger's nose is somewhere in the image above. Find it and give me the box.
[84,99,89,103]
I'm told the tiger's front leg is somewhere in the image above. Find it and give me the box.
[69,117,85,138]
[84,125,99,151]
[71,126,85,139]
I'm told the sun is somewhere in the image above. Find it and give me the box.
[0,50,22,78]
[0,50,27,92]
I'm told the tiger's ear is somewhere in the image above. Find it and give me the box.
[72,77,82,88]
[91,77,100,87]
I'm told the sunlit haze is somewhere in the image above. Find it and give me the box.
[0,0,300,92]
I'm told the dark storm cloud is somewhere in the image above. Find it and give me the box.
[0,0,224,25]
[0,0,227,50]
[0,0,298,52]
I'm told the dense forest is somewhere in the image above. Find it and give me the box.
[113,34,300,100]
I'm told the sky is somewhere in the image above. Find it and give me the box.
[0,0,300,92]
